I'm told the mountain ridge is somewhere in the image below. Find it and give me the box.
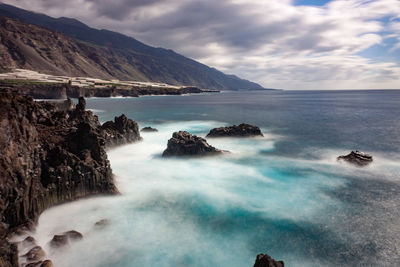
[0,3,266,90]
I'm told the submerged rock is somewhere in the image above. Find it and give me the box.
[141,126,158,132]
[94,219,110,229]
[50,230,83,248]
[41,260,53,267]
[64,230,83,240]
[50,235,68,248]
[25,259,53,267]
[162,131,225,157]
[337,151,373,166]
[206,123,263,137]
[254,253,284,267]
[21,236,36,246]
[23,246,45,261]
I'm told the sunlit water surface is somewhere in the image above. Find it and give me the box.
[27,91,400,266]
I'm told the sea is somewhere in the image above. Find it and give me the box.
[28,90,400,266]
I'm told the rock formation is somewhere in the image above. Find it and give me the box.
[206,123,263,137]
[253,253,284,267]
[0,89,141,266]
[141,127,158,132]
[337,151,373,166]
[162,131,225,157]
[101,114,142,148]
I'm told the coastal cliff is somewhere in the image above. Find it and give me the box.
[0,90,140,266]
[0,80,204,99]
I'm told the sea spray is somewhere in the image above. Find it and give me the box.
[29,91,400,266]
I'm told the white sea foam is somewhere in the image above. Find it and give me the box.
[26,120,400,267]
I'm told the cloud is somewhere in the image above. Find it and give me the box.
[2,0,400,89]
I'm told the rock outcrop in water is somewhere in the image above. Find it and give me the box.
[162,131,225,157]
[141,127,158,132]
[253,253,284,267]
[101,114,142,148]
[50,230,83,248]
[206,123,263,137]
[0,89,141,266]
[337,151,373,166]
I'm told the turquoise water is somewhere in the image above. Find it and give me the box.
[32,91,400,266]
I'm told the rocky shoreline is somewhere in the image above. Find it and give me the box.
[0,89,281,266]
[0,90,141,266]
[0,80,213,99]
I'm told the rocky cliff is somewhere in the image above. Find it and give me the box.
[0,90,141,266]
[0,80,205,99]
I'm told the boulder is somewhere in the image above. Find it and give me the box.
[337,151,373,166]
[206,123,263,137]
[254,253,284,267]
[162,131,225,157]
[141,127,158,132]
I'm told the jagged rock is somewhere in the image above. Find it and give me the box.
[0,91,140,265]
[141,127,158,132]
[337,151,373,166]
[101,114,142,147]
[254,253,284,267]
[162,131,225,157]
[23,246,45,261]
[206,123,263,137]
[75,96,86,112]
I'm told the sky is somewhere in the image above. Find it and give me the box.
[3,0,400,89]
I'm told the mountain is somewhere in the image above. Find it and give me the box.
[0,3,265,90]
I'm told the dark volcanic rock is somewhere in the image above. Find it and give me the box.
[337,150,373,166]
[162,131,224,157]
[75,97,86,112]
[141,126,158,132]
[254,253,284,267]
[0,90,139,265]
[206,123,263,137]
[101,114,142,148]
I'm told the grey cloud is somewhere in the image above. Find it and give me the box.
[86,0,160,20]
[2,0,400,89]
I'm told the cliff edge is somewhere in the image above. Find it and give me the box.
[0,90,140,266]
